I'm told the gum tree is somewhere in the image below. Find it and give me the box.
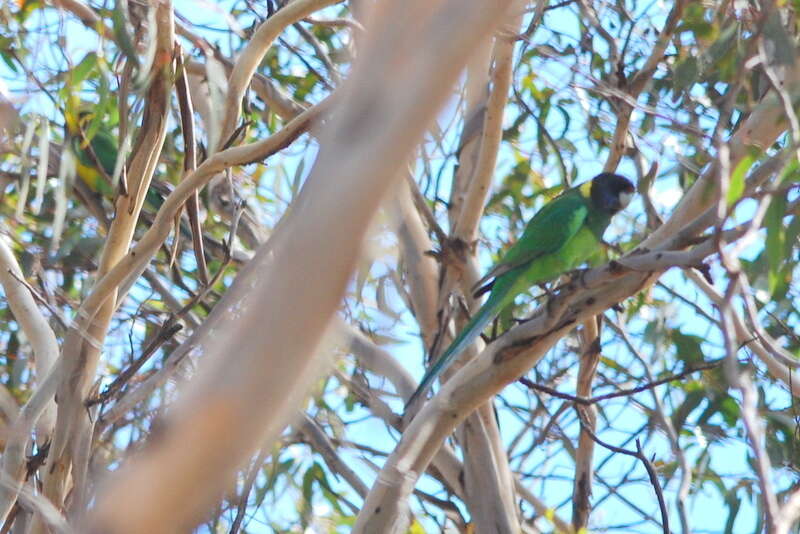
[0,1,798,532]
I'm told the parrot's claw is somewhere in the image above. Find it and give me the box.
[564,268,590,288]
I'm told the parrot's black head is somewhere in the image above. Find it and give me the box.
[589,173,635,214]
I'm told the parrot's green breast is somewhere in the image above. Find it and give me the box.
[492,224,601,307]
[521,225,599,284]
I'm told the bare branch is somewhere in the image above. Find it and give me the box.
[0,238,59,420]
[571,318,600,530]
[219,0,342,148]
[453,10,519,243]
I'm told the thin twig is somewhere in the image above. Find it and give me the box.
[229,447,271,534]
[5,269,68,330]
[174,45,208,285]
[575,409,670,534]
[404,171,447,244]
[302,16,365,33]
[86,322,183,407]
[518,360,722,405]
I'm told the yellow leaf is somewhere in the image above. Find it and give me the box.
[408,519,427,534]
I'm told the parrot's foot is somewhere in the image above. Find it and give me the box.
[564,268,591,289]
[537,282,555,297]
[479,317,502,343]
[694,262,714,284]
[510,313,533,326]
[601,239,625,255]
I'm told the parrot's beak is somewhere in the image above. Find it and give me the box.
[618,190,634,209]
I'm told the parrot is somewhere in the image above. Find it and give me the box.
[62,102,207,282]
[407,173,635,408]
[63,104,168,214]
[63,105,119,198]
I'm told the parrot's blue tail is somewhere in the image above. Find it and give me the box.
[405,290,507,410]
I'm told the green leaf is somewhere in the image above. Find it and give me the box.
[0,51,18,73]
[599,355,628,374]
[677,4,715,39]
[785,215,799,259]
[521,73,536,94]
[71,52,98,86]
[672,330,705,365]
[764,194,787,294]
[672,388,705,431]
[265,457,293,492]
[727,153,754,206]
[707,24,739,66]
[717,395,741,426]
[673,56,699,94]
[301,462,323,504]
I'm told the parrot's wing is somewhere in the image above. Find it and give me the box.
[472,192,589,292]
[90,129,120,176]
[471,263,513,296]
[70,135,93,168]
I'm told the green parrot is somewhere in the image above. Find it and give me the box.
[63,105,167,212]
[63,102,209,280]
[63,106,119,198]
[407,173,635,408]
